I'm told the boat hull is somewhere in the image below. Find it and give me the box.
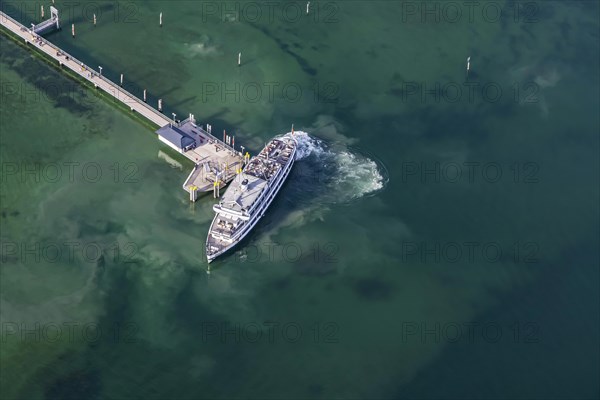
[206,135,296,262]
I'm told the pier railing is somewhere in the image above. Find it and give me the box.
[1,10,248,152]
[178,117,240,155]
[2,9,244,197]
[1,10,170,127]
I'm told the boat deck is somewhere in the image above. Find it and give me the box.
[206,134,297,261]
[218,174,268,214]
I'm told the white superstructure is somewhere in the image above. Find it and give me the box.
[206,133,297,262]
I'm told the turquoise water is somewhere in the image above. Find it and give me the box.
[1,1,598,399]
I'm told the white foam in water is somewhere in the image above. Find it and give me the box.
[289,131,325,161]
[287,131,386,202]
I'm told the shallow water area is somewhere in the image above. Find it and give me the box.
[1,1,598,399]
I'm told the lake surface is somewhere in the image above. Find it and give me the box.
[1,1,598,399]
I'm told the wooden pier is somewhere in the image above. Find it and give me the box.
[0,10,243,200]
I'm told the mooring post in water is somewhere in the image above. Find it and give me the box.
[93,14,96,26]
[189,186,198,202]
[40,5,44,19]
[466,56,471,79]
[143,89,147,102]
[98,66,102,76]
[158,99,163,112]
[238,52,241,66]
[159,12,163,27]
[120,73,123,86]
[71,23,75,37]
[213,180,220,198]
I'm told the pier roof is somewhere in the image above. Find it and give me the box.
[156,124,196,150]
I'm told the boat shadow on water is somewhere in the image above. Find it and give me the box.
[204,133,389,271]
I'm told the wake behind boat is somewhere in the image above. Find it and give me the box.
[206,131,297,262]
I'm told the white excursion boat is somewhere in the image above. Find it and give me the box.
[206,131,297,262]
